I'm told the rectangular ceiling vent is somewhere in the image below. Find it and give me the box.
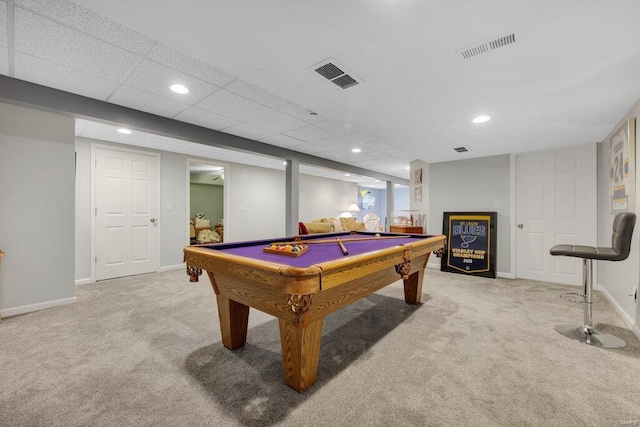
[311,58,361,89]
[454,146,468,153]
[456,30,518,60]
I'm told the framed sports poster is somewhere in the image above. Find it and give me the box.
[609,117,636,213]
[441,212,497,278]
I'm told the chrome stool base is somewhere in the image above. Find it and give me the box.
[555,324,627,349]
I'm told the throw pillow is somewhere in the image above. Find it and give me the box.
[340,217,356,231]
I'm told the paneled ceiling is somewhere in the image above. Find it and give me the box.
[3,0,640,186]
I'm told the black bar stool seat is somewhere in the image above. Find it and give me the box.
[549,212,636,348]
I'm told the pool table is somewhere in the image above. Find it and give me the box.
[184,231,445,392]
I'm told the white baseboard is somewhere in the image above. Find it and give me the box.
[599,286,640,341]
[75,278,92,286]
[0,296,77,319]
[160,264,184,272]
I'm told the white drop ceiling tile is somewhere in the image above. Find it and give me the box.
[284,125,336,142]
[123,59,219,104]
[223,122,275,141]
[316,119,355,135]
[292,142,331,155]
[352,151,389,161]
[344,131,377,144]
[314,135,358,152]
[174,107,239,131]
[225,78,289,109]
[14,8,140,82]
[365,141,395,151]
[260,133,306,148]
[248,110,307,133]
[0,1,7,47]
[278,103,325,124]
[110,86,190,118]
[16,0,155,55]
[196,89,270,121]
[383,148,410,157]
[146,43,236,87]
[14,52,118,100]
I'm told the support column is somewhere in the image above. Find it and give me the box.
[386,180,394,232]
[285,158,300,235]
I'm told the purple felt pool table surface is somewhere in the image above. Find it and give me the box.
[214,232,427,267]
[183,231,446,392]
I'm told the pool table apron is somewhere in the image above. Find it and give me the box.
[184,235,445,392]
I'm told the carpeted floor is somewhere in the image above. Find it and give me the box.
[1,268,639,426]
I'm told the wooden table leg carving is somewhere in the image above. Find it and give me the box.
[287,293,312,326]
[216,294,250,350]
[186,265,202,282]
[278,317,323,393]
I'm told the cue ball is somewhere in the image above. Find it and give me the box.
[375,233,380,237]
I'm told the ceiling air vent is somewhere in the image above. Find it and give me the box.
[456,29,518,60]
[311,58,361,90]
[454,147,468,153]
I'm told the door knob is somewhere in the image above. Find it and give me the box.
[518,223,523,229]
[150,218,157,223]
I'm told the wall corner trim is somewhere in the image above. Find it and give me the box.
[598,285,639,340]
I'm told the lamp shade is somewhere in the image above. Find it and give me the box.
[347,203,361,213]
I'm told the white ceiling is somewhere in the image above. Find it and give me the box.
[3,0,640,184]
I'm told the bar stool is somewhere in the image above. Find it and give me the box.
[549,211,636,349]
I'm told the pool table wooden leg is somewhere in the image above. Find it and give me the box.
[403,269,425,304]
[278,317,323,393]
[216,295,249,350]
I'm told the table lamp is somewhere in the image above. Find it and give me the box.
[347,203,361,218]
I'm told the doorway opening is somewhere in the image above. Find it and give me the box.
[187,159,228,245]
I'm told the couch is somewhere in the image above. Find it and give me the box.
[298,217,366,234]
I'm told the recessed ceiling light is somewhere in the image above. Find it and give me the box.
[375,180,380,183]
[351,148,361,153]
[472,115,491,123]
[170,84,189,94]
[404,166,410,170]
[117,128,132,134]
[283,161,287,165]
[345,173,351,177]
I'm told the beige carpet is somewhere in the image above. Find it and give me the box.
[1,268,639,426]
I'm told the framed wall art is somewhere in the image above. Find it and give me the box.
[609,117,636,213]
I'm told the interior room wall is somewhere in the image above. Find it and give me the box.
[394,187,410,210]
[0,102,76,316]
[226,163,286,241]
[428,154,511,275]
[299,175,357,220]
[596,97,640,330]
[357,187,386,224]
[161,152,187,269]
[189,183,224,225]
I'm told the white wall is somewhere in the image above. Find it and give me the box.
[161,152,187,268]
[222,163,286,241]
[596,98,640,331]
[299,175,357,220]
[428,154,511,274]
[0,102,76,316]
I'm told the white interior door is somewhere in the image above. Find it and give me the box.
[516,144,596,285]
[94,146,159,280]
